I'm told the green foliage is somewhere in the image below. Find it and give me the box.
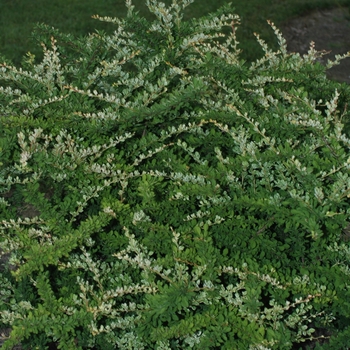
[2,0,350,67]
[1,0,350,348]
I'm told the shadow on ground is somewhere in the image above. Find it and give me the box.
[281,7,350,84]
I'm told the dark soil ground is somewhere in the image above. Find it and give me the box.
[280,7,350,84]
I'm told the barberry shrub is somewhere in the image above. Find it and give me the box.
[1,0,350,349]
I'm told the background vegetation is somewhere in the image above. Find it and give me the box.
[1,0,350,65]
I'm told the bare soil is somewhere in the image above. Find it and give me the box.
[280,7,350,84]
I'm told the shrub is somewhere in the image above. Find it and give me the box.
[1,0,350,349]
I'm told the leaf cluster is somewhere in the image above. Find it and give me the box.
[1,0,350,349]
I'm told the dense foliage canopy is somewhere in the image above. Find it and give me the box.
[1,1,350,349]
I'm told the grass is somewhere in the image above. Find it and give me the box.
[0,0,349,65]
